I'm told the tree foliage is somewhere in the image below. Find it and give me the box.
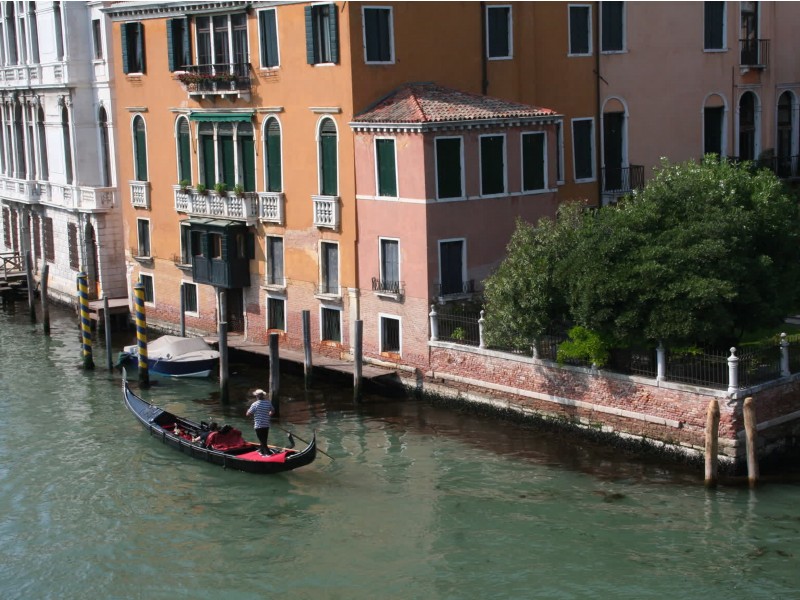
[484,157,800,349]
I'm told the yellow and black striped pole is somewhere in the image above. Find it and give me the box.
[77,272,94,370]
[133,282,149,387]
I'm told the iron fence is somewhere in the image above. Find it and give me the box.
[437,306,481,345]
[738,342,782,388]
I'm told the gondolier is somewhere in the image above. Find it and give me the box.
[247,389,275,456]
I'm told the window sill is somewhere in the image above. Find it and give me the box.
[133,255,154,266]
[261,283,286,295]
[315,292,343,304]
[703,48,729,53]
[365,60,396,65]
[573,178,597,184]
[311,62,337,67]
[487,55,513,61]
[600,49,627,55]
[567,53,592,58]
[375,291,403,302]
[174,262,192,272]
[380,351,402,361]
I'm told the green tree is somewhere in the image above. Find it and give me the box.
[484,157,800,349]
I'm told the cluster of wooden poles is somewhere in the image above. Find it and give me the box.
[704,396,760,487]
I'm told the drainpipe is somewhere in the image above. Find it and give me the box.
[480,2,488,94]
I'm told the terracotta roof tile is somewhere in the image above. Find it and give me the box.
[353,82,558,124]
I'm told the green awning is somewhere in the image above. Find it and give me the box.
[187,218,244,229]
[188,111,254,123]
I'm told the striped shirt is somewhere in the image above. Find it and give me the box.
[246,398,274,429]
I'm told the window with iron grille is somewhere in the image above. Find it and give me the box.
[137,219,151,257]
[68,222,79,270]
[43,217,54,261]
[140,274,154,303]
[379,238,399,292]
[267,296,285,331]
[380,315,400,354]
[183,282,198,313]
[321,306,341,342]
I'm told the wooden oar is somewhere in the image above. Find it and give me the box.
[273,424,335,461]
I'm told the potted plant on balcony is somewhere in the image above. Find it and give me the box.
[233,184,245,197]
[196,183,208,195]
[214,182,228,196]
[179,179,191,193]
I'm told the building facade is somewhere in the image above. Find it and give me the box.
[0,1,125,303]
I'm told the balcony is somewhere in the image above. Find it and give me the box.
[40,183,115,212]
[740,39,769,70]
[746,155,800,180]
[130,181,150,209]
[0,176,40,205]
[372,277,404,299]
[174,185,258,222]
[601,164,645,205]
[312,195,340,229]
[258,192,285,224]
[436,279,476,299]
[175,63,252,99]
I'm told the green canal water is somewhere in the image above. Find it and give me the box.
[1,305,799,600]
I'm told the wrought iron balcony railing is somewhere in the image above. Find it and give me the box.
[372,277,404,296]
[176,62,252,96]
[436,279,475,297]
[601,165,645,194]
[739,39,769,68]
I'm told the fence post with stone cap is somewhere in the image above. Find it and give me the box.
[780,332,790,377]
[429,304,439,342]
[727,347,739,394]
[478,310,486,348]
[656,341,666,381]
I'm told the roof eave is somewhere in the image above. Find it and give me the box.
[350,114,563,133]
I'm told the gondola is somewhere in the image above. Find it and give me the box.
[122,375,317,474]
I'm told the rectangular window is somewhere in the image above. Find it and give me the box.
[363,6,394,63]
[480,134,506,196]
[321,306,342,342]
[2,208,9,248]
[522,132,546,191]
[121,22,145,74]
[191,230,204,257]
[44,217,54,261]
[68,222,79,270]
[92,19,103,60]
[486,5,512,59]
[436,137,463,199]
[137,218,151,257]
[556,121,565,184]
[568,5,591,56]
[167,18,191,72]
[267,296,286,331]
[183,282,198,314]
[704,106,724,156]
[601,1,624,52]
[439,239,466,296]
[380,238,400,292]
[380,315,401,354]
[306,4,339,65]
[572,118,595,181]
[140,274,154,304]
[259,9,280,68]
[267,236,284,286]
[320,241,339,295]
[209,233,223,259]
[704,1,725,50]
[180,223,191,264]
[376,138,397,197]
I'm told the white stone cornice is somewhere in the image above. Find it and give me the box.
[310,107,342,114]
[350,115,562,133]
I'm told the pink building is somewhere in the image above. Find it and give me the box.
[351,83,561,368]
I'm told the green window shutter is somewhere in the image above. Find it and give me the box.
[241,135,256,192]
[266,119,282,192]
[436,138,462,198]
[320,119,337,195]
[201,134,216,186]
[178,119,191,183]
[246,232,255,260]
[304,6,315,64]
[136,22,146,73]
[260,10,279,68]
[121,23,130,73]
[480,135,505,195]
[328,4,339,63]
[522,133,545,191]
[221,135,235,188]
[181,225,191,263]
[376,138,397,197]
[166,19,175,71]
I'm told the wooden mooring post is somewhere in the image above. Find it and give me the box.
[77,272,94,370]
[218,288,229,402]
[743,396,759,487]
[704,399,720,486]
[133,282,149,388]
[25,250,35,322]
[179,282,186,337]
[40,261,50,336]
[353,319,363,401]
[302,310,313,389]
[269,332,280,417]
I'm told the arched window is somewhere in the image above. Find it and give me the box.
[37,106,48,179]
[738,92,757,162]
[14,102,25,178]
[99,107,111,186]
[176,116,191,184]
[132,115,147,181]
[777,92,795,177]
[318,118,337,196]
[61,105,72,183]
[53,1,64,61]
[264,117,282,192]
[199,122,215,187]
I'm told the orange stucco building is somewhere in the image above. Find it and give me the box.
[105,1,594,366]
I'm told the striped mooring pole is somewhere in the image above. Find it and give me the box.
[133,282,149,387]
[77,272,94,370]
